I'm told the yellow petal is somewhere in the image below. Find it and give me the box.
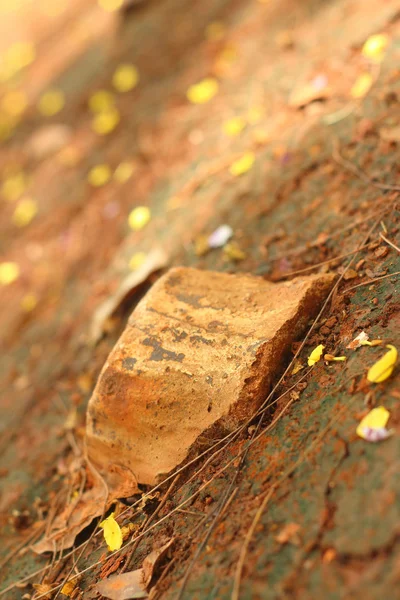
[367,344,397,383]
[0,262,20,285]
[223,116,246,137]
[307,344,325,366]
[350,73,373,99]
[129,251,147,271]
[229,152,255,176]
[2,171,26,201]
[88,164,111,187]
[99,513,123,551]
[21,293,37,312]
[91,108,120,135]
[88,90,115,113]
[186,78,219,104]
[112,64,139,93]
[38,89,65,116]
[361,33,389,63]
[12,197,37,227]
[128,206,151,231]
[114,161,134,183]
[1,90,28,117]
[356,406,390,439]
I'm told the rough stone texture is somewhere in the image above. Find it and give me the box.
[86,267,334,495]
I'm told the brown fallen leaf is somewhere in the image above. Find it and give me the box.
[90,247,169,345]
[96,539,174,600]
[32,479,107,554]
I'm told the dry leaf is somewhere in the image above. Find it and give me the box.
[97,570,147,600]
[90,247,169,345]
[32,479,107,554]
[347,331,369,350]
[96,539,174,600]
[367,344,397,383]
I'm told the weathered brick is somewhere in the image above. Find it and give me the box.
[86,267,334,496]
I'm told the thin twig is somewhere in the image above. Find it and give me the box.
[120,474,180,574]
[380,233,400,254]
[340,270,400,294]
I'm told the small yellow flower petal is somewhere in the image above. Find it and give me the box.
[350,73,373,99]
[2,172,26,201]
[99,512,123,551]
[229,152,255,176]
[186,78,219,105]
[0,262,20,285]
[114,161,134,183]
[98,0,123,12]
[128,206,151,231]
[223,116,246,137]
[361,33,389,63]
[367,344,397,383]
[308,344,325,367]
[21,293,37,312]
[0,42,36,81]
[91,108,120,135]
[88,164,112,187]
[88,90,115,113]
[129,251,147,271]
[324,354,347,362]
[38,89,65,116]
[12,197,37,227]
[112,64,139,93]
[1,90,28,117]
[356,406,390,439]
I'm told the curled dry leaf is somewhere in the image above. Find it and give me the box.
[96,539,174,600]
[90,247,169,345]
[32,478,108,554]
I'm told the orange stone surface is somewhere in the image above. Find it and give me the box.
[86,267,334,496]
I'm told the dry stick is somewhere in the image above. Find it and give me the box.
[120,474,180,575]
[176,487,239,600]
[380,232,400,254]
[231,396,355,600]
[341,270,400,294]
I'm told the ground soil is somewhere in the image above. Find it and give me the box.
[1,0,400,599]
